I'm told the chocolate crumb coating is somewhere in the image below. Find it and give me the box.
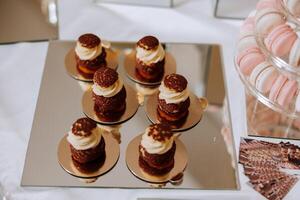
[76,48,107,79]
[139,142,176,168]
[135,58,165,82]
[72,153,106,174]
[157,107,188,124]
[78,33,101,48]
[72,117,97,137]
[71,136,106,164]
[158,97,190,114]
[138,124,176,176]
[137,36,159,50]
[147,124,173,142]
[164,74,187,92]
[93,67,118,88]
[139,156,174,176]
[93,86,127,112]
[94,103,126,122]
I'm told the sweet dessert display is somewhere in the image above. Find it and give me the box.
[239,138,299,200]
[124,35,176,86]
[235,1,300,196]
[92,67,126,122]
[126,124,188,184]
[57,117,120,180]
[235,0,300,119]
[65,33,118,82]
[82,67,139,125]
[157,74,190,123]
[139,124,176,177]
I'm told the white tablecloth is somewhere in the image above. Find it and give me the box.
[0,0,299,199]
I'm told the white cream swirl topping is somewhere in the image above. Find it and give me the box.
[158,82,189,104]
[92,77,123,98]
[136,44,165,65]
[141,127,174,155]
[67,127,102,150]
[75,41,102,60]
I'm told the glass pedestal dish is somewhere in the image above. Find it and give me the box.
[235,2,300,140]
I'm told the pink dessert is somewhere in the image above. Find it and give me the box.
[236,47,265,76]
[249,61,278,93]
[269,75,298,107]
[255,8,285,35]
[265,24,297,57]
[238,17,257,52]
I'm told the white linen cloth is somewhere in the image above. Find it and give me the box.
[0,0,299,199]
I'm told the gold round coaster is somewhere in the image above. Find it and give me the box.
[124,50,176,86]
[57,132,120,179]
[145,92,203,132]
[82,84,139,125]
[65,48,118,82]
[126,134,188,184]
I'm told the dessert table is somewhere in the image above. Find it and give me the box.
[0,0,299,199]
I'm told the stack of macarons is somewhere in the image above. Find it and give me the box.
[237,0,300,67]
[236,0,300,111]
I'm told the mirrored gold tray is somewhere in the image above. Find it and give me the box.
[21,41,239,189]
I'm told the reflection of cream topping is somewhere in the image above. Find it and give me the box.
[135,83,158,96]
[136,84,158,105]
[92,77,123,98]
[141,127,174,154]
[158,83,189,104]
[75,41,102,60]
[67,127,102,150]
[136,44,165,65]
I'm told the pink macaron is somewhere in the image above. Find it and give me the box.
[256,0,282,11]
[238,17,257,52]
[249,61,278,93]
[269,75,298,107]
[236,47,265,76]
[255,8,285,35]
[264,24,297,57]
[284,0,300,17]
[289,38,300,67]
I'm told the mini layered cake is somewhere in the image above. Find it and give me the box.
[67,118,106,171]
[157,74,190,123]
[92,67,126,121]
[75,33,107,79]
[139,124,176,176]
[135,36,165,82]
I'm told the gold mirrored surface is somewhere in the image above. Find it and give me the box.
[82,85,139,125]
[145,92,203,132]
[65,48,119,82]
[126,134,188,184]
[22,41,238,189]
[57,133,120,179]
[124,50,176,86]
[0,0,58,43]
